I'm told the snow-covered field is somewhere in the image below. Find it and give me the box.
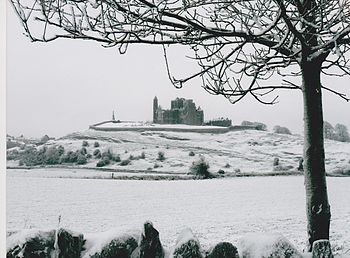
[6,174,350,255]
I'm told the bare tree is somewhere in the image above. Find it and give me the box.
[10,0,350,250]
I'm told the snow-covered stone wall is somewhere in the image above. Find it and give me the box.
[6,221,333,258]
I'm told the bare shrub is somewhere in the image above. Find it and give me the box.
[157,151,165,161]
[189,156,212,179]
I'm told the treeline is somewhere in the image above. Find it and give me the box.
[324,122,350,142]
[7,145,89,166]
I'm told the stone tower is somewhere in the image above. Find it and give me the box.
[153,96,158,123]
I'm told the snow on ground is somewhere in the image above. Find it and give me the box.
[96,121,224,130]
[6,168,191,179]
[6,175,350,256]
[11,128,346,176]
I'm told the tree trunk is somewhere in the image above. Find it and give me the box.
[301,60,331,251]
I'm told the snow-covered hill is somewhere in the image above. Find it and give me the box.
[7,128,350,178]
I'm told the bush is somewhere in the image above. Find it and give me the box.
[80,147,87,155]
[76,154,87,165]
[16,145,66,166]
[273,125,291,135]
[189,151,195,157]
[224,163,231,168]
[120,159,131,166]
[114,154,121,162]
[7,149,19,160]
[96,160,106,167]
[101,149,113,161]
[218,169,225,175]
[40,135,50,144]
[102,149,121,162]
[129,154,135,160]
[57,145,65,156]
[241,121,267,131]
[157,151,165,161]
[94,141,100,148]
[190,156,211,178]
[96,156,111,167]
[86,154,92,159]
[82,141,89,147]
[19,148,44,166]
[140,152,146,159]
[44,146,62,165]
[61,150,79,163]
[93,149,101,158]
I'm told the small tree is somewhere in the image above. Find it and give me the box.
[324,122,350,142]
[190,156,211,179]
[334,124,350,142]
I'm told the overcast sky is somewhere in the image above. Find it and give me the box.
[6,5,350,138]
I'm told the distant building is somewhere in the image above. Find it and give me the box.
[153,96,204,125]
[205,118,232,127]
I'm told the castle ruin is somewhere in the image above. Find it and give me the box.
[153,97,204,125]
